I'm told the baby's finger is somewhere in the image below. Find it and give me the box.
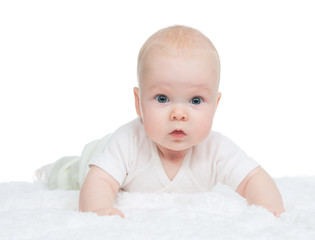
[111,208,125,218]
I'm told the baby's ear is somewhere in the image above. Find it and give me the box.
[133,87,142,118]
[216,92,222,106]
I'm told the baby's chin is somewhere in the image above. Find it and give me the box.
[156,142,196,153]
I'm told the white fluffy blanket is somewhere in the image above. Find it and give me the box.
[1,177,315,239]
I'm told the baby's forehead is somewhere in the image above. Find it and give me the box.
[140,48,220,92]
[140,41,220,82]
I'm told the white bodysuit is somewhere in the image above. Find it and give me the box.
[89,118,260,193]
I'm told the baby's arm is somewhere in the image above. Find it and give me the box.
[79,165,124,218]
[236,167,285,217]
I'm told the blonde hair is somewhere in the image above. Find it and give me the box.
[137,25,220,84]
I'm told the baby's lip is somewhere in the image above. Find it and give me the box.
[170,130,187,139]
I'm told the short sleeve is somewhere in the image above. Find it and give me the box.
[89,123,134,185]
[214,133,260,191]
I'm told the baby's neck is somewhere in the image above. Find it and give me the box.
[156,145,190,181]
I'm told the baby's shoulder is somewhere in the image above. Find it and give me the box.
[199,131,239,151]
[111,118,143,136]
[109,118,148,146]
[204,130,229,144]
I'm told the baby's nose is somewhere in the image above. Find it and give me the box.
[170,107,188,121]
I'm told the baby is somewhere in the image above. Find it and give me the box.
[43,25,284,218]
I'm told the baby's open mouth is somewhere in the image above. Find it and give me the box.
[170,130,187,139]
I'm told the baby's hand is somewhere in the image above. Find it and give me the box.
[261,203,285,217]
[94,207,125,218]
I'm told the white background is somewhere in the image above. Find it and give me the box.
[1,0,314,182]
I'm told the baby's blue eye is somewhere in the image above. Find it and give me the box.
[190,97,203,105]
[155,95,169,103]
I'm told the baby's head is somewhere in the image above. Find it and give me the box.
[134,25,221,152]
[137,25,220,89]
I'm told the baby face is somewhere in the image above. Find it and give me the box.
[134,48,221,153]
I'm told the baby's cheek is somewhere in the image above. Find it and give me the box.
[195,118,213,139]
[142,114,163,138]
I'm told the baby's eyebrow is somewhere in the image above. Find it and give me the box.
[189,82,213,88]
[145,82,215,95]
[189,84,214,93]
[147,83,171,92]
